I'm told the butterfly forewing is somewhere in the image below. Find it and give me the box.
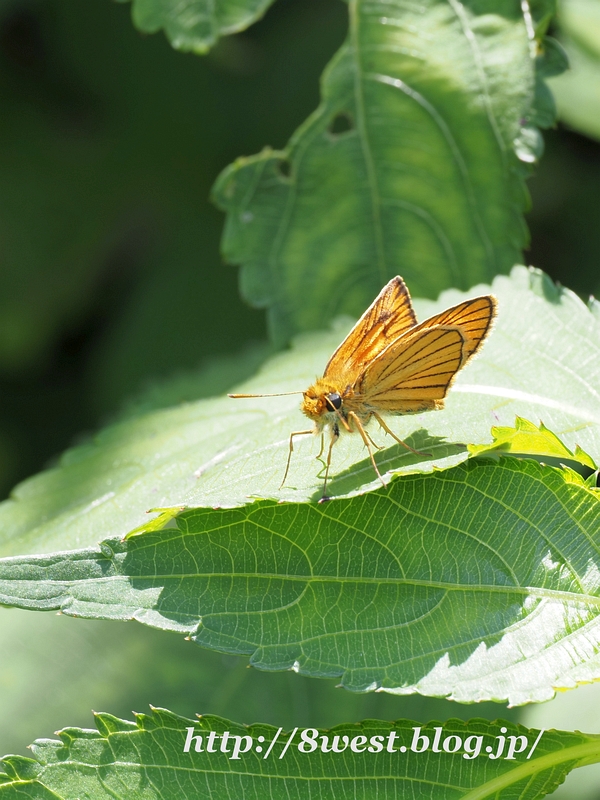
[409,296,497,363]
[358,326,466,411]
[324,276,417,378]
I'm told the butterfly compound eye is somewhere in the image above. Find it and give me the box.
[325,392,342,412]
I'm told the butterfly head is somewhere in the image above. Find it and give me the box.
[301,379,344,423]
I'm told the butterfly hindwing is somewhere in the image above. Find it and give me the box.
[408,296,497,363]
[357,326,466,412]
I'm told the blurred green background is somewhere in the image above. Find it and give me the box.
[0,1,598,796]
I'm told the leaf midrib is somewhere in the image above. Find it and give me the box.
[461,740,600,800]
[351,0,387,285]
[20,572,600,608]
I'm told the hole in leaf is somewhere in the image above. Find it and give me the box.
[328,112,354,136]
[276,158,292,179]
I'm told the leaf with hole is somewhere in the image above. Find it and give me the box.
[213,0,562,344]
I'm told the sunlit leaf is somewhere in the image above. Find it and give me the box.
[0,267,597,557]
[468,416,597,470]
[557,0,600,58]
[522,682,600,800]
[2,457,600,704]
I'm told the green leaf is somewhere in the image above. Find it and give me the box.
[2,457,600,704]
[468,416,598,470]
[548,0,600,141]
[522,682,600,799]
[116,0,276,53]
[550,47,600,142]
[536,37,569,79]
[557,0,600,59]
[0,608,521,760]
[0,599,526,761]
[0,266,597,556]
[1,708,598,800]
[213,0,558,345]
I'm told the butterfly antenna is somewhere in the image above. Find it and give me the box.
[229,391,304,398]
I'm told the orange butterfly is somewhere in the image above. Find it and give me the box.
[231,276,496,498]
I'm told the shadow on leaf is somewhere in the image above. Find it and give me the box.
[310,430,467,501]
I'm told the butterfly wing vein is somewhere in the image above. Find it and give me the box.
[324,276,418,377]
[360,327,466,408]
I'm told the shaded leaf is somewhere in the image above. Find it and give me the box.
[119,342,272,420]
[213,0,561,345]
[116,0,276,53]
[0,708,597,799]
[2,458,600,704]
[0,610,520,761]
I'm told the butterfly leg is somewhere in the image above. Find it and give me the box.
[315,432,329,479]
[280,429,314,489]
[316,432,325,461]
[320,424,339,501]
[348,411,386,488]
[372,413,431,457]
[365,426,384,451]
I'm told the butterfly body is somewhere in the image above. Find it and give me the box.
[230,276,496,498]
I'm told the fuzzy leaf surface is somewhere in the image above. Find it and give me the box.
[0,267,597,558]
[1,458,600,703]
[0,709,598,800]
